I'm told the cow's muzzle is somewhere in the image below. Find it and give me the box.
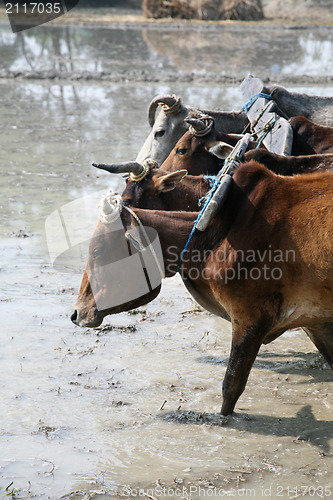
[70,308,103,328]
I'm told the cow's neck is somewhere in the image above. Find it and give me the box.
[196,108,249,134]
[132,207,197,261]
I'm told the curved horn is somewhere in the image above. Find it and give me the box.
[185,117,207,132]
[92,161,144,176]
[148,94,181,127]
[185,114,214,137]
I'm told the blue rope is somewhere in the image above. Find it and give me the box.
[241,92,273,114]
[176,170,224,273]
[203,174,219,188]
[256,130,269,149]
[198,175,220,206]
[256,117,277,149]
[176,93,275,274]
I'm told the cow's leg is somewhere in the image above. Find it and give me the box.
[303,323,333,369]
[221,324,264,416]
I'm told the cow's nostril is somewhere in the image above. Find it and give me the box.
[71,310,78,324]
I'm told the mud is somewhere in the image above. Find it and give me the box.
[0,14,333,500]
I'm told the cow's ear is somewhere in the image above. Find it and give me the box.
[154,169,188,192]
[209,142,233,159]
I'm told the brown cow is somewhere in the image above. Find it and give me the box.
[72,162,333,415]
[290,116,333,156]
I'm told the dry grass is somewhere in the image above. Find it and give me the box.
[143,0,264,20]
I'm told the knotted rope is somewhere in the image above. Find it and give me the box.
[241,93,278,150]
[129,159,158,182]
[162,95,182,115]
[255,116,277,149]
[98,192,123,225]
[249,100,273,134]
[187,113,215,137]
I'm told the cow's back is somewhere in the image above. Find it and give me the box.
[290,116,333,155]
[229,164,333,311]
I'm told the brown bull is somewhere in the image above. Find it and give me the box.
[73,162,333,415]
[290,116,333,156]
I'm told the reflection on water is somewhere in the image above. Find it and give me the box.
[0,25,161,74]
[0,79,247,238]
[283,33,333,76]
[0,24,332,78]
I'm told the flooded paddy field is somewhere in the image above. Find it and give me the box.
[0,18,333,500]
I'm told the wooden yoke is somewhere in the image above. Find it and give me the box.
[196,133,252,232]
[241,75,293,156]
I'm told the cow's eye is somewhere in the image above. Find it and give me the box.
[154,129,165,139]
[176,148,187,155]
[92,248,103,259]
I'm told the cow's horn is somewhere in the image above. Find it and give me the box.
[185,115,214,137]
[92,161,144,176]
[148,94,182,127]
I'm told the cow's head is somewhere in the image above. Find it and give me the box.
[71,166,191,328]
[159,115,226,175]
[135,94,191,166]
[70,194,164,328]
[71,114,245,328]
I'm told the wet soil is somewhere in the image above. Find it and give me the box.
[0,9,333,500]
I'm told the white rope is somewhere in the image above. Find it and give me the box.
[162,95,182,115]
[124,205,165,280]
[98,192,123,225]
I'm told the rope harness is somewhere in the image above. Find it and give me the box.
[187,114,215,137]
[241,92,277,149]
[241,92,273,114]
[176,91,283,273]
[255,115,278,149]
[162,94,183,115]
[250,100,273,132]
[176,133,251,273]
[98,192,164,279]
[129,158,158,182]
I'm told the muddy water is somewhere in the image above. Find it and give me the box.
[0,21,333,500]
[0,22,333,82]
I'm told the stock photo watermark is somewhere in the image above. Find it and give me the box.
[107,484,332,498]
[3,0,81,32]
[167,246,296,282]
